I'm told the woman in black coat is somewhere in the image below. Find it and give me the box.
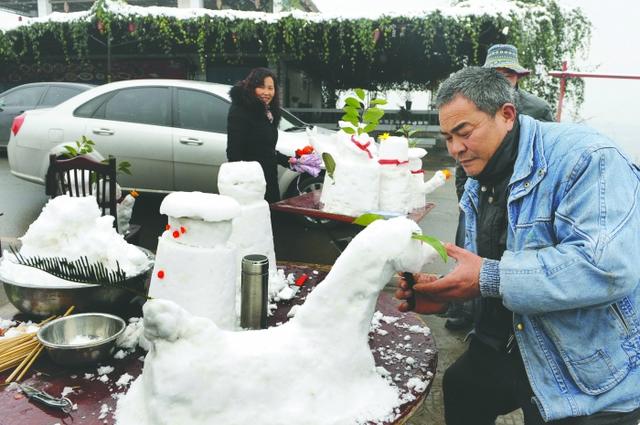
[226,68,290,203]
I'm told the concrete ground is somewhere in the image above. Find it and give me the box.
[0,149,526,424]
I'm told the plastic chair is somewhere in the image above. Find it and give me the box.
[46,154,141,244]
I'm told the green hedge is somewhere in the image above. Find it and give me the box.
[0,0,590,107]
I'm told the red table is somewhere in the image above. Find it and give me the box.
[0,263,437,425]
[271,190,435,224]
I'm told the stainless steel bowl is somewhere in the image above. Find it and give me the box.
[37,313,126,366]
[0,247,154,318]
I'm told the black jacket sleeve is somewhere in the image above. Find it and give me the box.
[226,106,249,162]
[276,151,290,168]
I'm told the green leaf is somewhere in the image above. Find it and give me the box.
[370,98,388,105]
[343,105,358,115]
[118,161,132,175]
[354,88,365,100]
[340,113,359,127]
[344,97,361,108]
[352,213,385,226]
[322,152,336,179]
[411,234,448,263]
[362,122,377,133]
[363,107,384,123]
[341,126,356,135]
[64,145,78,156]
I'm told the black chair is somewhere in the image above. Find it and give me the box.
[47,154,141,245]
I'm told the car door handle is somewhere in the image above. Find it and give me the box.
[179,138,203,146]
[92,128,114,136]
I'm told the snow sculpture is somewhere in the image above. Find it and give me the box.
[319,131,380,216]
[148,192,240,330]
[378,136,412,214]
[217,161,286,301]
[115,217,440,425]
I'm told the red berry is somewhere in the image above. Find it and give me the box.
[172,230,180,238]
[165,224,171,231]
[180,226,186,234]
[157,270,165,279]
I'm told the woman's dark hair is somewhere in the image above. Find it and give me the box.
[242,67,281,121]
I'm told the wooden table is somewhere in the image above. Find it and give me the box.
[0,263,437,425]
[271,190,435,253]
[271,190,435,224]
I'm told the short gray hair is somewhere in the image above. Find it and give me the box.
[435,66,515,116]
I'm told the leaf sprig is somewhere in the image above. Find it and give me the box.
[352,213,447,262]
[341,88,387,135]
[62,136,132,176]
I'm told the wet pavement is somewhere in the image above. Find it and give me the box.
[0,150,525,424]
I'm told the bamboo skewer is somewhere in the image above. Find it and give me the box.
[2,306,76,384]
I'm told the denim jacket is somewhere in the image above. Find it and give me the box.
[461,115,640,421]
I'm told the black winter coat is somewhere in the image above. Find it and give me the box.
[226,84,289,203]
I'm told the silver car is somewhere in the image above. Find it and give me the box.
[0,82,94,150]
[8,79,327,197]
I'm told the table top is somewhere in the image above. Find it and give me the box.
[271,190,435,224]
[0,262,437,425]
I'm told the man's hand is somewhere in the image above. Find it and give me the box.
[395,273,449,314]
[395,243,484,314]
[425,243,483,301]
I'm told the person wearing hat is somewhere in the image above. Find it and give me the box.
[445,44,555,331]
[483,43,554,122]
[397,66,640,425]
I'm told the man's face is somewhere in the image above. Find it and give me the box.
[439,95,516,176]
[495,67,519,87]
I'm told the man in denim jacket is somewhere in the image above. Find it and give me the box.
[396,67,640,424]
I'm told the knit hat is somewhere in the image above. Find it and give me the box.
[483,44,530,76]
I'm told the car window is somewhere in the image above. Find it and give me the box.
[176,88,229,133]
[103,87,170,126]
[279,108,306,130]
[0,86,46,108]
[74,92,113,118]
[39,86,83,107]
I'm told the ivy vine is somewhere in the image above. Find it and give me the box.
[0,0,590,109]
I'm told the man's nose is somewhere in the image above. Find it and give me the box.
[447,138,466,158]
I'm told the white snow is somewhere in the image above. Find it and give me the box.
[97,365,114,376]
[160,192,240,223]
[0,196,150,286]
[61,387,75,397]
[68,335,101,345]
[115,217,439,425]
[0,0,536,33]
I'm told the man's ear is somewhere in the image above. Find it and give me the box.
[499,103,517,130]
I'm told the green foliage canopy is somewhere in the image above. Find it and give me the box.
[0,0,591,107]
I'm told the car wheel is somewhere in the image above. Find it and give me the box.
[284,172,334,227]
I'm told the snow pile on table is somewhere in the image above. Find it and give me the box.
[115,217,440,425]
[0,196,150,286]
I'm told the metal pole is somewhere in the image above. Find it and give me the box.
[555,61,567,122]
[107,35,112,83]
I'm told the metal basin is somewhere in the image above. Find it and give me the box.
[37,313,126,366]
[0,247,154,318]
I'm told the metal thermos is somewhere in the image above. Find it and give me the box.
[240,254,269,329]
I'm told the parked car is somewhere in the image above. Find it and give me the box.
[0,82,94,150]
[7,79,331,197]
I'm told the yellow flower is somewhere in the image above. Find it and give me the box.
[379,132,390,140]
